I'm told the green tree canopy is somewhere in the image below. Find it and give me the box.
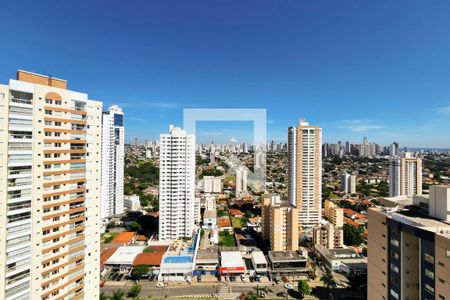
[343,224,363,246]
[132,264,149,278]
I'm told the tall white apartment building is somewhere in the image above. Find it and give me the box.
[101,105,124,219]
[159,125,195,240]
[203,176,222,193]
[235,166,248,196]
[340,173,356,194]
[288,119,322,231]
[0,70,102,300]
[389,152,422,197]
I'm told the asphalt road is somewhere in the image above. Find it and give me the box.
[101,281,292,299]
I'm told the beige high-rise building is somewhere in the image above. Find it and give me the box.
[323,200,336,218]
[0,70,102,300]
[313,223,344,249]
[367,186,450,300]
[389,152,422,197]
[288,119,322,231]
[328,206,344,228]
[262,195,299,251]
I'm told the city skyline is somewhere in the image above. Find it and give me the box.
[1,2,450,147]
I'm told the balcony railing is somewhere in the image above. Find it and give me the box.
[11,98,32,105]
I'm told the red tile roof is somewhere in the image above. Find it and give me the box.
[100,248,117,268]
[230,208,244,217]
[112,232,136,245]
[344,217,360,228]
[132,246,168,266]
[217,217,232,227]
[136,235,148,241]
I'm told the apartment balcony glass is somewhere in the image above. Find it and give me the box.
[9,106,33,117]
[9,131,32,141]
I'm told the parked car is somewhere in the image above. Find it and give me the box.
[240,275,247,282]
[277,292,288,297]
[284,283,293,290]
[257,291,266,298]
[156,282,165,288]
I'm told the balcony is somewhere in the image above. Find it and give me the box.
[10,98,32,105]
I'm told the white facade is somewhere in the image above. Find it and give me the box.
[124,195,141,211]
[101,105,124,219]
[340,173,356,194]
[0,70,102,300]
[389,152,422,197]
[235,166,248,196]
[159,125,195,240]
[288,119,322,230]
[203,176,222,193]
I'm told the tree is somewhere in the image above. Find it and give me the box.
[253,285,268,294]
[377,180,389,197]
[127,283,141,298]
[343,224,363,246]
[129,221,142,234]
[362,247,368,257]
[244,291,258,300]
[321,271,337,299]
[298,280,311,298]
[132,264,149,279]
[111,288,125,300]
[99,291,108,300]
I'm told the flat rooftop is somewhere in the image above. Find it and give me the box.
[269,249,308,262]
[371,206,450,239]
[220,251,245,268]
[204,210,217,219]
[106,246,145,266]
[196,247,219,261]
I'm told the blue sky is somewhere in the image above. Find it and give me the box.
[1,1,449,147]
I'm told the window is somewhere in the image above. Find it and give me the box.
[424,253,434,264]
[45,121,52,126]
[390,289,399,300]
[425,269,434,280]
[55,100,62,105]
[425,283,434,295]
[45,99,53,104]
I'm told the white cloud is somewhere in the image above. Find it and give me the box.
[338,119,385,132]
[438,106,450,115]
[230,137,238,143]
[200,131,224,136]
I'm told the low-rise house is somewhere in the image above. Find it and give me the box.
[159,233,200,282]
[104,246,145,273]
[112,231,137,246]
[219,251,246,275]
[194,247,219,276]
[267,248,310,279]
[314,244,367,274]
[251,251,268,276]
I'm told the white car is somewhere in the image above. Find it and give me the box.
[156,282,165,288]
[284,283,294,290]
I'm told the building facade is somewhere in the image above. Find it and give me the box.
[101,105,124,219]
[263,196,299,251]
[235,166,248,196]
[389,152,422,197]
[159,125,195,240]
[0,70,101,300]
[340,173,356,194]
[313,223,344,249]
[288,119,322,231]
[368,187,450,300]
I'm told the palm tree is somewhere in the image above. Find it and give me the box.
[253,285,268,294]
[320,271,337,299]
